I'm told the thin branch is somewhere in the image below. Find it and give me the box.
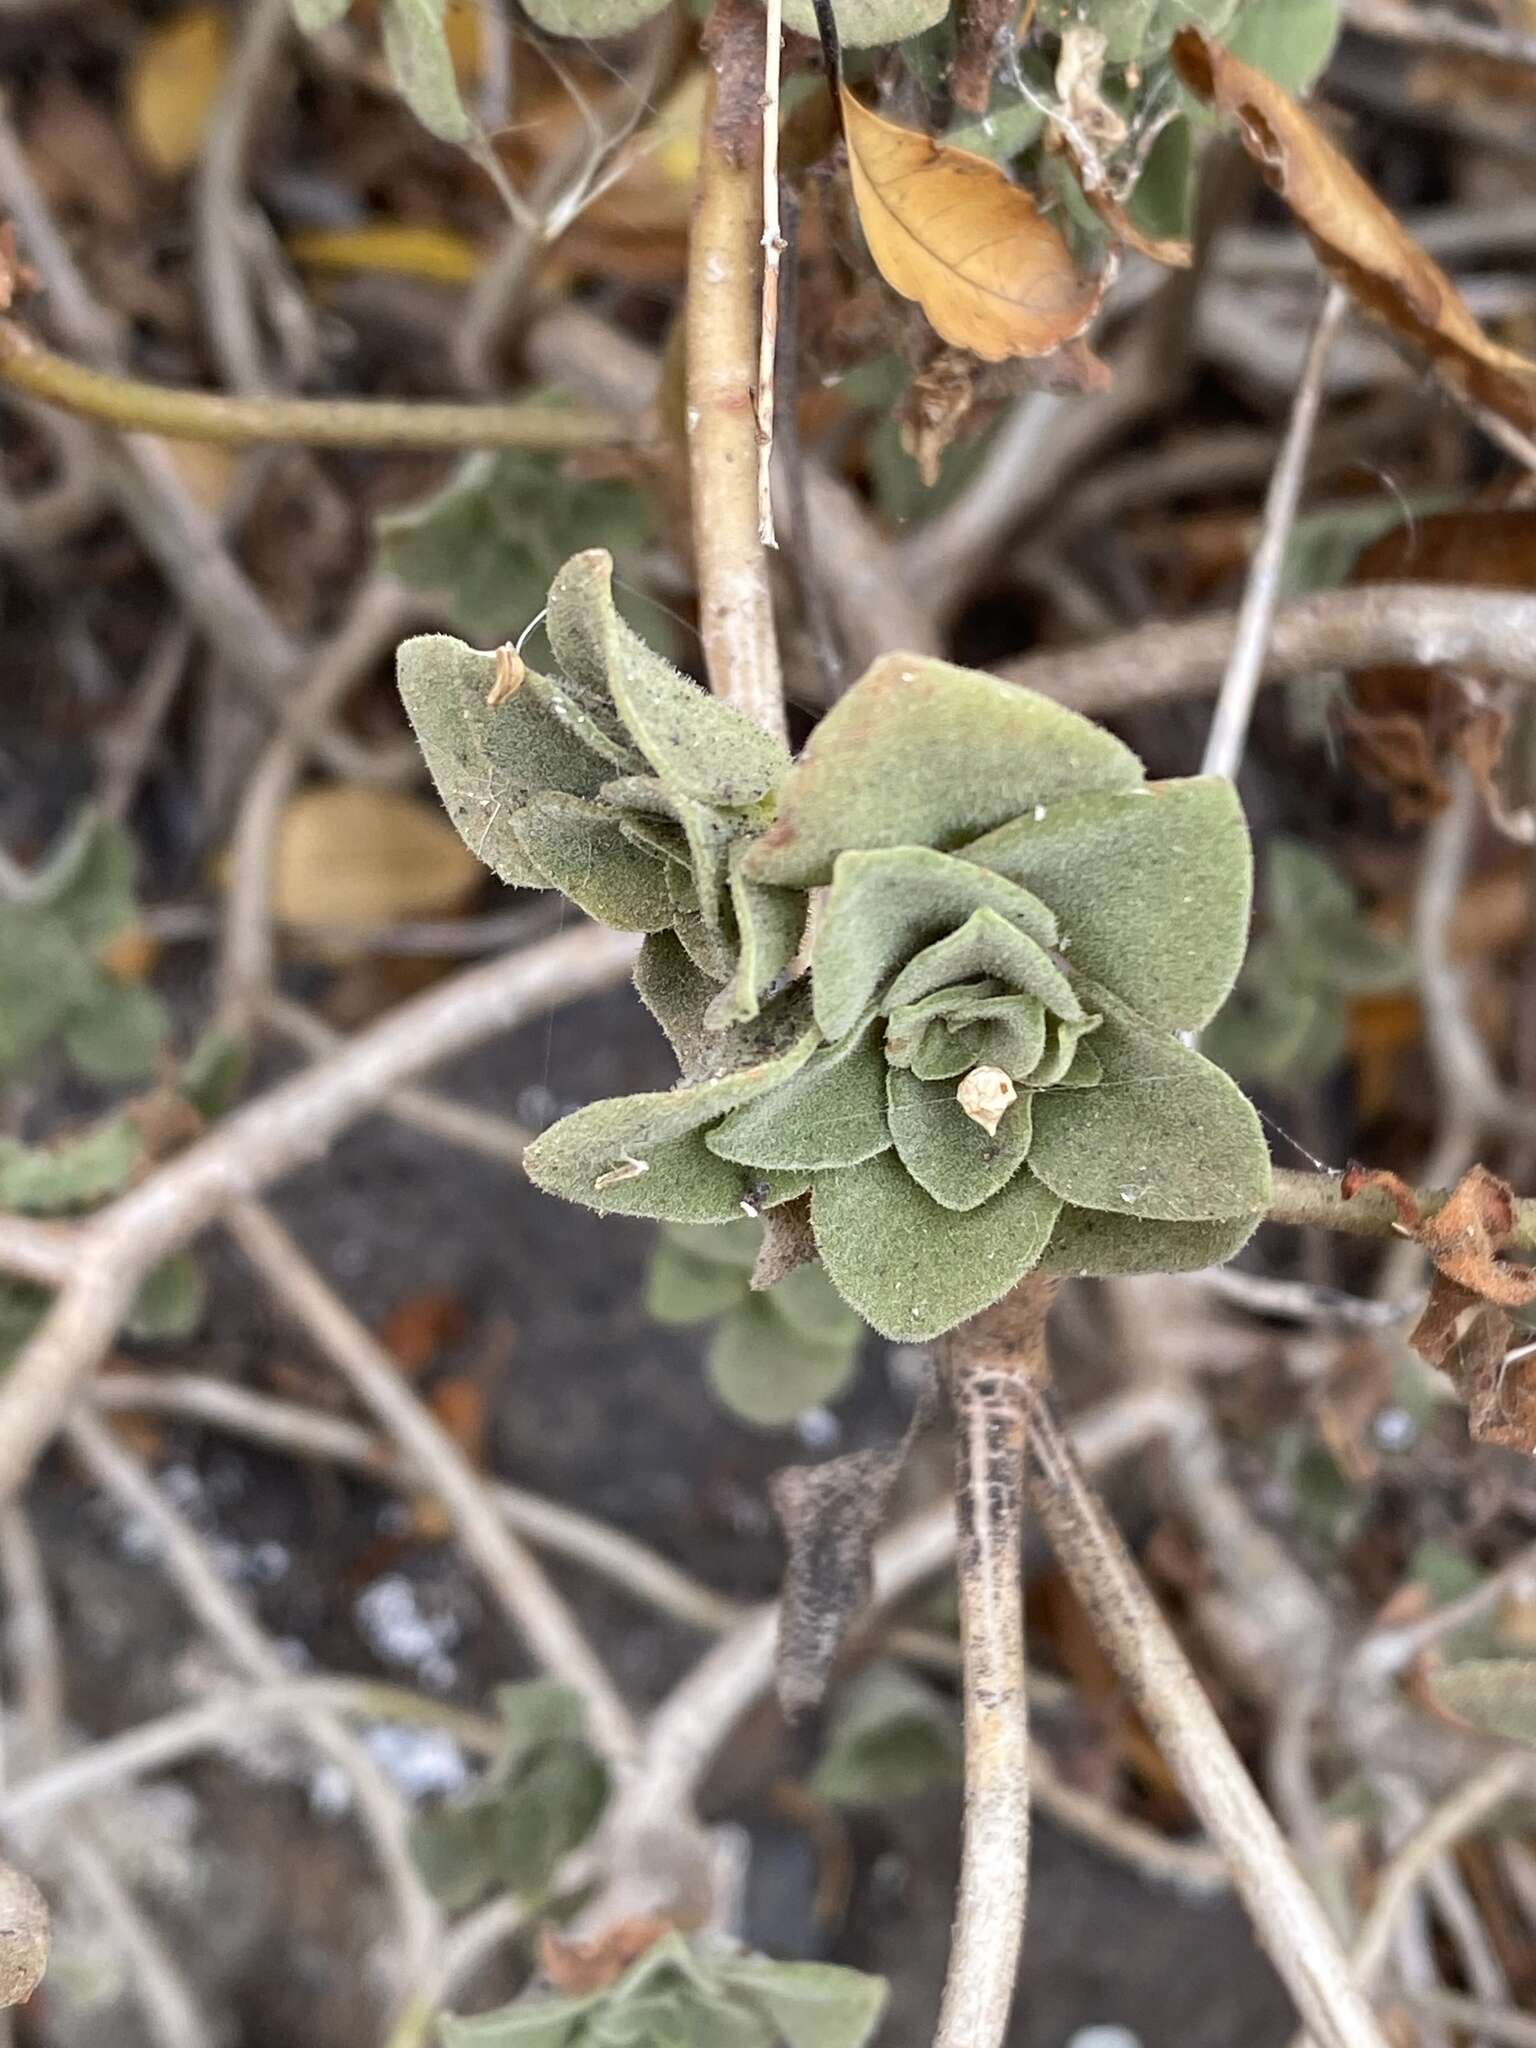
[686,0,787,742]
[263,996,533,1168]
[999,585,1536,716]
[1345,0,1536,69]
[932,1280,1058,2048]
[191,0,288,394]
[63,1410,442,1990]
[0,1678,503,1830]
[1201,284,1348,782]
[226,1199,641,1768]
[0,327,624,450]
[1340,1753,1536,1997]
[0,922,639,1506]
[1404,1991,1536,2048]
[89,1371,741,1636]
[1024,1386,1392,2048]
[1266,1166,1536,1252]
[754,0,784,549]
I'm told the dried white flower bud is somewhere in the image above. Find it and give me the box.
[956,1065,1016,1138]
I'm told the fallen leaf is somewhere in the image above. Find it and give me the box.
[1172,30,1536,434]
[840,87,1109,365]
[127,8,231,175]
[288,222,483,285]
[266,786,485,931]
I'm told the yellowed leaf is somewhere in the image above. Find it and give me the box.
[288,223,484,286]
[268,786,484,930]
[841,87,1108,364]
[443,0,483,82]
[127,8,230,175]
[1173,29,1536,434]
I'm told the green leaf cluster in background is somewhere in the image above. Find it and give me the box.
[0,811,169,1086]
[1204,840,1411,1089]
[409,1680,609,1912]
[811,1662,961,1806]
[646,1220,863,1428]
[443,1930,887,2048]
[402,554,1271,1343]
[378,449,652,652]
[288,0,470,143]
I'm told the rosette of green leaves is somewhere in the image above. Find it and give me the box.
[646,1220,863,1428]
[442,1931,886,2048]
[522,643,1270,1342]
[399,548,798,997]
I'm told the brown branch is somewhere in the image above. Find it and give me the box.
[1001,585,1536,717]
[1024,1387,1392,2048]
[1267,1166,1536,1252]
[932,1278,1059,2048]
[0,325,624,450]
[686,0,786,742]
[0,923,639,1507]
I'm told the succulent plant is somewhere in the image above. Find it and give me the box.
[399,549,1271,1345]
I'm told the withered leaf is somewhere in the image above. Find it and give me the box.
[770,1371,939,1717]
[1172,30,1536,434]
[840,88,1109,365]
[1342,1164,1536,1451]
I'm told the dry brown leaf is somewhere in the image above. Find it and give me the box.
[266,786,483,931]
[1056,139,1192,268]
[841,87,1108,365]
[1342,1164,1536,1450]
[1172,30,1536,434]
[127,8,231,176]
[379,1291,469,1378]
[537,1917,674,1995]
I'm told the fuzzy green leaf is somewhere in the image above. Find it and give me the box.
[0,1117,143,1215]
[1038,1202,1260,1276]
[62,980,170,1084]
[520,0,671,34]
[782,0,946,42]
[127,1252,207,1342]
[963,777,1252,1031]
[810,1663,960,1808]
[380,0,471,142]
[512,795,674,932]
[633,931,715,1072]
[716,849,806,1026]
[1421,1660,1536,1748]
[1036,0,1158,61]
[645,1237,749,1323]
[397,634,612,885]
[742,656,1142,888]
[811,848,1057,1041]
[1226,0,1340,92]
[547,553,788,810]
[443,1997,594,2048]
[882,907,1081,1021]
[524,1032,819,1222]
[724,1959,889,2048]
[811,1151,1061,1341]
[768,1260,864,1345]
[378,449,649,648]
[37,812,138,947]
[708,1017,892,1171]
[706,1297,859,1428]
[0,910,96,1074]
[1028,989,1270,1221]
[1024,1015,1102,1089]
[885,1065,1032,1212]
[290,0,354,28]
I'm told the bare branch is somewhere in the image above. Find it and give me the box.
[0,923,639,1506]
[1000,586,1536,717]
